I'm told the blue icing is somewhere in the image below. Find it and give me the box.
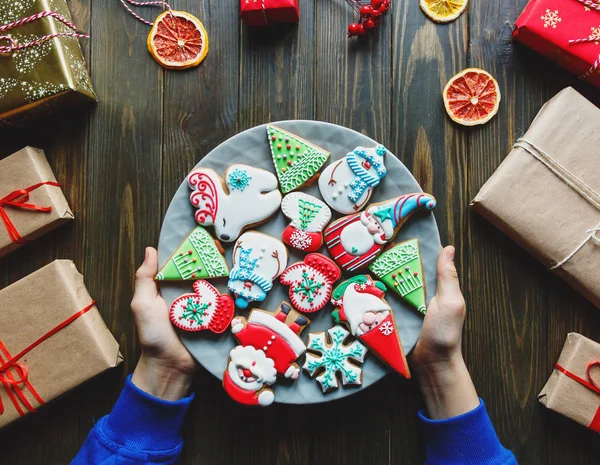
[227,168,252,191]
[346,145,387,203]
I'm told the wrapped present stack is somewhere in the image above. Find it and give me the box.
[240,0,299,26]
[0,0,96,127]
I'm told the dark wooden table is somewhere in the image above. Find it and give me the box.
[1,0,600,463]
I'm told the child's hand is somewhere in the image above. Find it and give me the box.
[130,247,197,400]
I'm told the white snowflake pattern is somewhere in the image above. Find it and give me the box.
[289,230,312,250]
[589,26,600,45]
[541,9,562,28]
[379,321,394,336]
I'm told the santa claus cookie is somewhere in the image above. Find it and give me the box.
[169,280,235,333]
[318,145,387,214]
[188,164,282,243]
[280,254,341,313]
[223,302,309,406]
[281,192,331,252]
[228,231,288,309]
[331,275,410,378]
[304,325,368,393]
[325,192,436,272]
[267,125,330,194]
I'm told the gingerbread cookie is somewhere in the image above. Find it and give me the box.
[155,225,229,281]
[303,325,367,393]
[325,193,436,272]
[369,239,427,315]
[318,145,387,214]
[169,280,235,333]
[281,192,331,252]
[188,164,282,243]
[223,302,309,406]
[228,231,288,309]
[267,125,330,194]
[280,254,341,313]
[331,275,410,378]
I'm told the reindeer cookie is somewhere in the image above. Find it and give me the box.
[228,231,289,309]
[188,165,282,243]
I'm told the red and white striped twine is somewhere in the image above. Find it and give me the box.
[574,0,600,12]
[0,11,88,55]
[118,0,173,27]
[580,53,600,80]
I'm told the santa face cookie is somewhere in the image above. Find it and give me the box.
[304,325,367,393]
[369,239,427,315]
[228,231,288,309]
[169,280,235,333]
[267,125,330,194]
[223,302,309,406]
[325,193,436,272]
[331,275,410,378]
[188,164,282,243]
[281,192,331,252]
[318,145,387,214]
[280,253,341,313]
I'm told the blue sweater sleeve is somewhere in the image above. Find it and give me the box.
[71,375,193,465]
[419,400,518,465]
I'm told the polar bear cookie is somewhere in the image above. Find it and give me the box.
[188,164,282,243]
[281,192,331,252]
[318,145,387,214]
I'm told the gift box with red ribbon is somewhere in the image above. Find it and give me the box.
[0,260,122,429]
[514,0,600,88]
[539,333,600,432]
[240,0,299,26]
[0,147,73,258]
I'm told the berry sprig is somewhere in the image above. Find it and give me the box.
[346,0,390,38]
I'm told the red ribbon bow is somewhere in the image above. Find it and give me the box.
[0,301,96,417]
[0,181,60,244]
[555,361,600,432]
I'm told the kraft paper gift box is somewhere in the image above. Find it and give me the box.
[539,333,600,432]
[471,87,600,308]
[0,260,122,429]
[0,146,73,258]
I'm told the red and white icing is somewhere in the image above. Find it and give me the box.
[281,192,331,252]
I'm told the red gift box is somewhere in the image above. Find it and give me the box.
[514,0,600,88]
[240,0,299,26]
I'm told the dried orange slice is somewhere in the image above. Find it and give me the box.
[147,10,209,70]
[443,68,501,126]
[420,0,468,23]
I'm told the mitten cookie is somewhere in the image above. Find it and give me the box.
[281,192,331,252]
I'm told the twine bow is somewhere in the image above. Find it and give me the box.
[0,181,59,244]
[555,360,600,432]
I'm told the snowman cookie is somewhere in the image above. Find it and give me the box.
[318,145,387,214]
[281,192,331,252]
[188,164,282,243]
[169,280,235,333]
[280,253,341,313]
[228,231,289,309]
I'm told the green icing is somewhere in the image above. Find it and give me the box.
[369,239,426,315]
[155,226,229,281]
[267,125,329,194]
[297,197,322,230]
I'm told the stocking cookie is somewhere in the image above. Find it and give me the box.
[169,280,235,333]
[331,275,410,378]
[280,254,341,313]
[304,325,368,393]
[325,193,436,272]
[369,239,427,315]
[223,302,309,406]
[281,192,331,252]
[188,164,282,242]
[155,225,229,281]
[318,145,387,214]
[267,125,330,194]
[228,231,288,309]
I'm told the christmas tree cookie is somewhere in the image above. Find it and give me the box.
[155,225,229,281]
[369,239,427,315]
[267,125,330,194]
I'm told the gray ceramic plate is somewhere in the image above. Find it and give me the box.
[158,120,441,405]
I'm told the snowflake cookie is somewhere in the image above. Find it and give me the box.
[281,192,331,252]
[169,280,235,333]
[304,325,367,392]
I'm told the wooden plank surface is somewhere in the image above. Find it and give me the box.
[0,0,599,463]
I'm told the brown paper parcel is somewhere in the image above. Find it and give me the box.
[0,260,122,429]
[538,333,600,432]
[0,146,73,257]
[471,87,600,308]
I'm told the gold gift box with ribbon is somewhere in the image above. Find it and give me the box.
[472,87,600,308]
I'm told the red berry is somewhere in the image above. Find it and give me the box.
[371,0,382,9]
[348,23,362,36]
[360,5,374,17]
[379,3,389,13]
[364,19,376,30]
